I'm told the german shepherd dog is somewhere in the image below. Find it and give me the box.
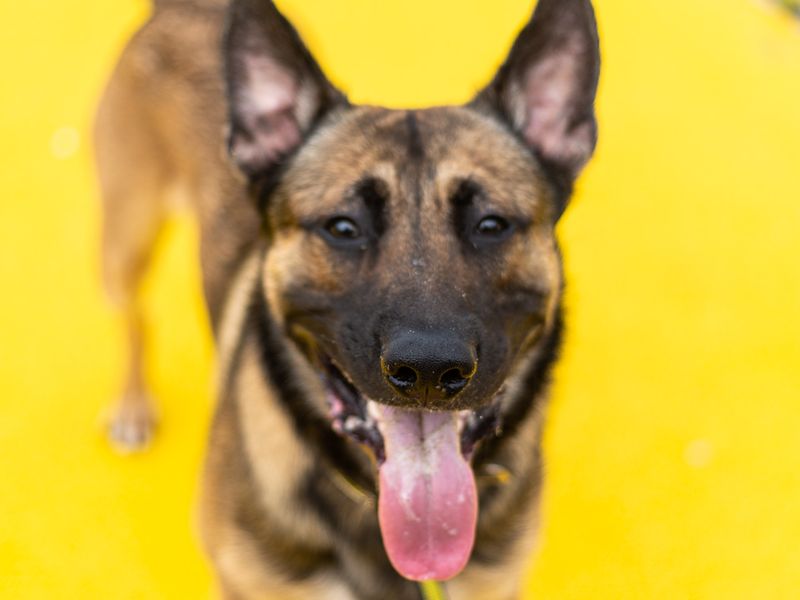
[96,0,599,597]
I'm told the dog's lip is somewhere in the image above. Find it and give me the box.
[321,355,385,461]
[319,353,502,463]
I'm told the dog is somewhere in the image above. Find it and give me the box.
[95,0,599,597]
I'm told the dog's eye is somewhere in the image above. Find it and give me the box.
[474,216,511,238]
[324,217,362,240]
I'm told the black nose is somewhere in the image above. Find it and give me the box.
[381,330,477,403]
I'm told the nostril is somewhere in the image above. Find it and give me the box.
[439,367,471,396]
[387,366,418,391]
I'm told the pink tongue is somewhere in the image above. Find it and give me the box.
[375,405,477,581]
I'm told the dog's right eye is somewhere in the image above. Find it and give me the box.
[323,217,363,242]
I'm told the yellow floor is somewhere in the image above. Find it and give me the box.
[1,0,799,598]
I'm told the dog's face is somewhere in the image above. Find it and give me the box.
[265,106,562,412]
[225,0,599,583]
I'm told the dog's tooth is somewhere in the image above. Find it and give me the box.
[366,399,383,422]
[343,416,363,432]
[457,410,471,435]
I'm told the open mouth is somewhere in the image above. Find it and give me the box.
[321,355,502,582]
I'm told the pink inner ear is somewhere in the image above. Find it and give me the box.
[520,35,595,171]
[524,55,573,149]
[230,54,304,173]
[230,109,301,173]
[523,52,592,168]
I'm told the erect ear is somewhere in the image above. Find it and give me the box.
[224,0,346,178]
[471,0,600,192]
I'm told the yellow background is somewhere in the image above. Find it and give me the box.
[1,0,799,597]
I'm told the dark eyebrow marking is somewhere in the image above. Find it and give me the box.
[405,111,425,161]
[450,178,484,251]
[450,178,482,207]
[355,176,388,239]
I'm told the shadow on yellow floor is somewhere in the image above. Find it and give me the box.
[1,0,799,598]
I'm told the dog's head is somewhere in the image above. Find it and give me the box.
[225,0,599,582]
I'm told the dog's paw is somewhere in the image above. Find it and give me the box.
[106,394,158,454]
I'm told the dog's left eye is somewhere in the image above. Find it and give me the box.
[474,216,511,238]
[323,217,363,241]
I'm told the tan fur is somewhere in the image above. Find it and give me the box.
[97,0,598,597]
[97,4,257,448]
[266,106,562,333]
